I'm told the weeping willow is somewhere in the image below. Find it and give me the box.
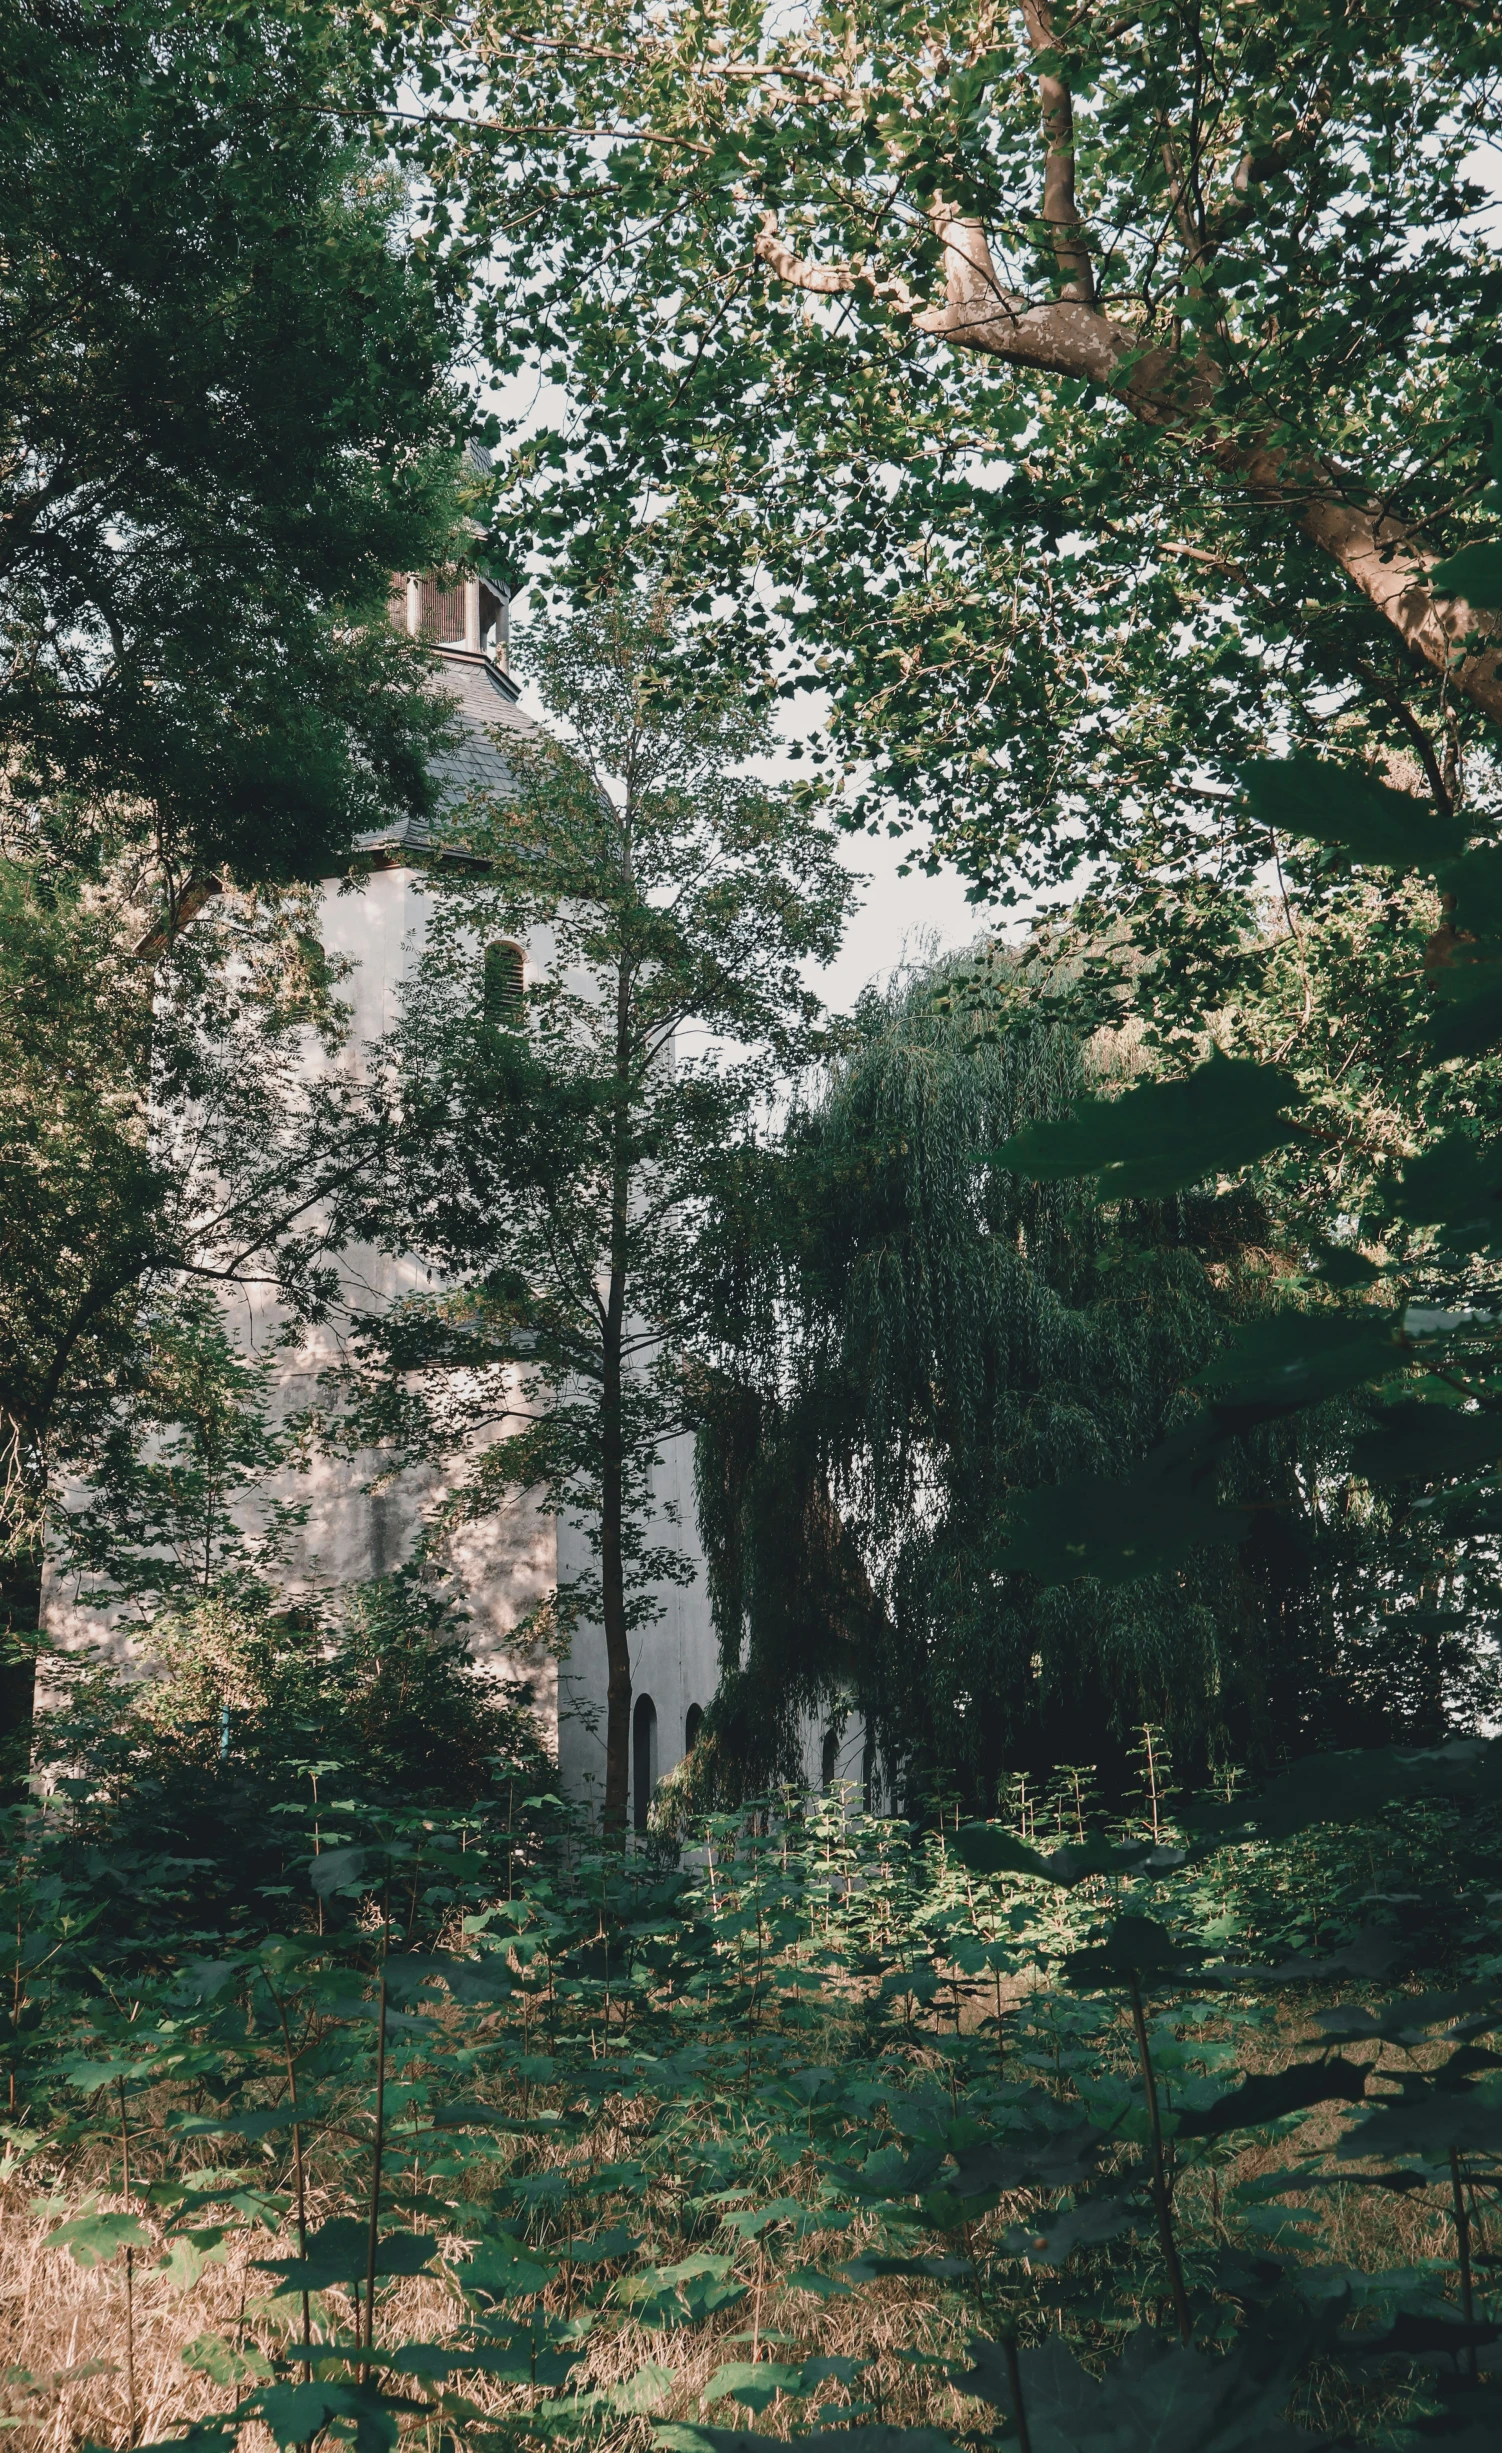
[693,958,1453,1808]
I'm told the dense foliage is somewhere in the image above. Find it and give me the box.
[408,0,1502,894]
[693,954,1502,1808]
[2,0,470,883]
[11,1709,1502,2453]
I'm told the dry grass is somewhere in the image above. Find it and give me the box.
[0,2155,991,2453]
[3,1873,1485,2452]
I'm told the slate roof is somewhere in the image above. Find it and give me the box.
[354,647,537,857]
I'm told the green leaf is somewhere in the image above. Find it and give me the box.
[309,1844,368,1900]
[1393,1135,1502,1253]
[255,2382,400,2453]
[995,1469,1246,1585]
[1336,2086,1502,2168]
[954,1825,1165,1886]
[1064,1915,1193,1987]
[1436,846,1502,936]
[611,2362,674,2414]
[156,2229,227,2291]
[1428,541,1502,608]
[1241,756,1464,870]
[459,2231,558,2302]
[969,2322,1329,2450]
[1194,1311,1404,1415]
[1176,2058,1369,2139]
[253,2219,438,2296]
[46,2210,150,2268]
[181,2335,273,2388]
[1205,1737,1502,1838]
[1351,1399,1502,1485]
[945,2120,1106,2198]
[992,1054,1301,1199]
[999,2189,1145,2261]
[703,2363,809,2414]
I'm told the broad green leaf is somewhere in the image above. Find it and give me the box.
[1241,756,1464,870]
[1429,541,1502,608]
[703,2362,809,2414]
[1065,1915,1194,1987]
[1195,1311,1404,1414]
[46,2210,150,2268]
[995,1469,1246,1584]
[181,2335,273,2387]
[1209,1737,1502,1838]
[1337,2087,1502,2166]
[1437,845,1502,936]
[611,2362,674,2414]
[1424,938,1502,1059]
[254,2219,438,2296]
[999,2190,1144,2261]
[1393,1133,1502,1252]
[954,1825,1164,1886]
[944,2121,1105,2198]
[970,2322,1329,2450]
[156,2228,227,2291]
[309,1844,368,1900]
[255,2382,400,2453]
[1176,2058,1369,2139]
[992,1054,1300,1199]
[1351,1399,1502,1485]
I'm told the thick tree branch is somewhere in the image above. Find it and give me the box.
[755,208,1502,727]
[1019,0,1095,300]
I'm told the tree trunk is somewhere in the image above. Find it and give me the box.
[599,953,634,1841]
[600,1302,631,1839]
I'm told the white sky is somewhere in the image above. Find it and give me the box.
[507,650,988,1019]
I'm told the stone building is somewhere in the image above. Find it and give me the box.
[43,563,868,1819]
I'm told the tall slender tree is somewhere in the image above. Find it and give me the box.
[348,589,854,1832]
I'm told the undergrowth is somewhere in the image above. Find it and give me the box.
[6,1737,1502,2453]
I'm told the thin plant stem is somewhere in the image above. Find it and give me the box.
[1001,2334,1034,2453]
[360,1910,391,2388]
[1452,2147,1477,2385]
[1127,1974,1192,2344]
[118,2078,138,2449]
[269,1980,312,2382]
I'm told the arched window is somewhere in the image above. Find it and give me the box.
[862,1731,879,1815]
[632,1693,658,1834]
[483,939,525,1026]
[684,1703,703,1753]
[820,1729,838,1792]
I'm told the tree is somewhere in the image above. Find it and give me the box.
[2,0,472,887]
[395,0,1502,1770]
[347,589,854,1833]
[410,0,1501,899]
[694,948,1502,1808]
[0,860,381,1765]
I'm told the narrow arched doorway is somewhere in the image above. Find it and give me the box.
[821,1729,838,1791]
[684,1703,703,1753]
[632,1693,658,1833]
